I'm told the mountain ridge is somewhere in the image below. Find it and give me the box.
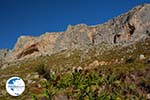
[0,3,150,68]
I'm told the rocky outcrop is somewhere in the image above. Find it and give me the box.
[0,49,10,65]
[11,32,62,59]
[1,4,150,64]
[0,49,9,59]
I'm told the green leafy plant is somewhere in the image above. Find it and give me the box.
[31,95,37,100]
[43,81,55,100]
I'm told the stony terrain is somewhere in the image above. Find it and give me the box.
[0,3,150,100]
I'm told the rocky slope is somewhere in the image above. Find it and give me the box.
[0,4,150,100]
[1,27,150,100]
[1,4,150,67]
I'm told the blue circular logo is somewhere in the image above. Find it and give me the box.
[6,77,25,96]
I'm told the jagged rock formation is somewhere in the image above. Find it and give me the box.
[1,4,150,65]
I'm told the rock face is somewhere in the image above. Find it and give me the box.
[1,4,150,63]
[12,32,62,59]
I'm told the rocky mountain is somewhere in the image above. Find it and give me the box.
[1,4,150,67]
[1,4,150,100]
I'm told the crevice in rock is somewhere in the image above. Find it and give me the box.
[113,23,135,44]
[146,30,150,36]
[114,34,121,44]
[127,23,135,36]
[17,43,39,59]
[91,34,96,44]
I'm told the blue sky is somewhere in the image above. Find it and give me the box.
[0,0,150,49]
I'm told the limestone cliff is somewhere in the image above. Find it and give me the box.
[1,4,150,64]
